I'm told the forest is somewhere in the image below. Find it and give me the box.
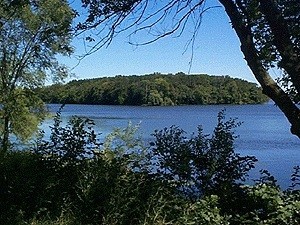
[38,73,268,106]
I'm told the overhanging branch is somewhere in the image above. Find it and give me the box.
[259,0,300,95]
[219,0,300,138]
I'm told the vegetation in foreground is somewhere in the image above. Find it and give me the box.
[37,73,268,106]
[0,110,299,225]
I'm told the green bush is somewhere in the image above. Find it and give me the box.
[149,110,257,199]
[178,195,230,225]
[0,110,299,225]
[231,170,300,225]
[0,151,50,224]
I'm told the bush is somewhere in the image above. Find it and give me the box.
[0,152,41,224]
[148,110,257,199]
[0,109,299,224]
[232,170,300,225]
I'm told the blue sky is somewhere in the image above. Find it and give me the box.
[61,1,266,84]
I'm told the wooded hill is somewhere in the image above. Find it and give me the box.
[38,73,269,105]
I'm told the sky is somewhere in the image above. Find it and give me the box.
[60,0,266,84]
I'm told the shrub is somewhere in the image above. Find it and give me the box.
[1,109,299,225]
[232,170,300,225]
[148,110,257,199]
[0,151,50,224]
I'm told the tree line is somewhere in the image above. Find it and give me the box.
[38,73,268,106]
[77,0,300,138]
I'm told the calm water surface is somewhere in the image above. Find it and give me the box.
[44,103,300,189]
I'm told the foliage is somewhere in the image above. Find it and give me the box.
[218,0,300,138]
[0,111,299,224]
[0,151,46,224]
[38,73,268,106]
[149,110,257,199]
[35,107,101,165]
[0,0,74,152]
[0,89,46,144]
[178,195,230,225]
[232,170,300,225]
[243,0,300,102]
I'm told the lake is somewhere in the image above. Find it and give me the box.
[43,103,300,189]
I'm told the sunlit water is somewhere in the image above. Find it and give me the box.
[41,103,300,189]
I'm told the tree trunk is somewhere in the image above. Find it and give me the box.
[218,0,300,138]
[2,114,10,154]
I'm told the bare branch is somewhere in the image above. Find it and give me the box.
[76,0,216,59]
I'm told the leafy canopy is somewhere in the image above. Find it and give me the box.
[0,0,74,151]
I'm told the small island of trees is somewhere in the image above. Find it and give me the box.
[38,72,268,106]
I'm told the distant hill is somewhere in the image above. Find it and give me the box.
[37,72,269,106]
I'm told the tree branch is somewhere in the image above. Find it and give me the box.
[259,0,300,95]
[77,0,212,57]
[219,0,300,138]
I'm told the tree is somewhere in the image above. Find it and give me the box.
[76,0,300,138]
[218,0,300,138]
[0,0,74,153]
